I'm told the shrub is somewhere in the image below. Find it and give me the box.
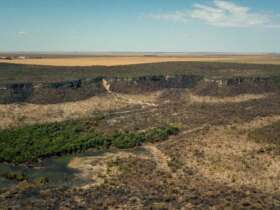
[111,132,145,149]
[1,171,27,182]
[0,119,179,164]
[34,176,49,185]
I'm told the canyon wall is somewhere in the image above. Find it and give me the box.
[0,75,277,104]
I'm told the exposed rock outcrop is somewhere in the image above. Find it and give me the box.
[0,75,278,104]
[194,77,276,97]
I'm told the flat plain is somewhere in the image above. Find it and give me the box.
[1,54,280,66]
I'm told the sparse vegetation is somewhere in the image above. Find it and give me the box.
[272,76,280,89]
[1,62,280,84]
[249,121,280,147]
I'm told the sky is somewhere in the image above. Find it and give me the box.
[0,0,280,53]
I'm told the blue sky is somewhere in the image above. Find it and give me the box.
[0,0,280,53]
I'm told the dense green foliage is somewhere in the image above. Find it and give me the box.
[0,120,179,164]
[111,126,179,149]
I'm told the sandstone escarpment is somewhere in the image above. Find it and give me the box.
[0,75,278,104]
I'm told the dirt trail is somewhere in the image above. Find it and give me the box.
[143,144,172,174]
[181,124,209,135]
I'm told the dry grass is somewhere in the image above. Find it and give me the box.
[0,90,257,129]
[189,92,269,104]
[0,91,270,129]
[67,114,280,193]
[178,115,280,193]
[68,153,122,189]
[68,150,150,189]
[1,55,280,66]
[0,92,159,129]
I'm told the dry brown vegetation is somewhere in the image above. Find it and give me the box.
[0,92,159,129]
[1,54,280,66]
[0,91,268,129]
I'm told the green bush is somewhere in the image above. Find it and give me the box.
[144,126,179,143]
[0,171,27,182]
[111,132,145,149]
[0,119,179,164]
[34,176,49,185]
[111,126,179,149]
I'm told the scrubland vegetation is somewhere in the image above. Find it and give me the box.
[249,120,280,150]
[1,62,280,84]
[1,61,280,209]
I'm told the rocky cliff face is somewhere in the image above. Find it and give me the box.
[0,83,33,103]
[195,77,275,97]
[0,78,105,104]
[107,75,203,93]
[0,75,277,104]
[204,77,271,87]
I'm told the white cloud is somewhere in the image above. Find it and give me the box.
[147,0,280,28]
[146,11,189,23]
[17,31,27,36]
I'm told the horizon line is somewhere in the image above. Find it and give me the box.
[0,51,279,56]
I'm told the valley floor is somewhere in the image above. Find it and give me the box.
[1,87,280,209]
